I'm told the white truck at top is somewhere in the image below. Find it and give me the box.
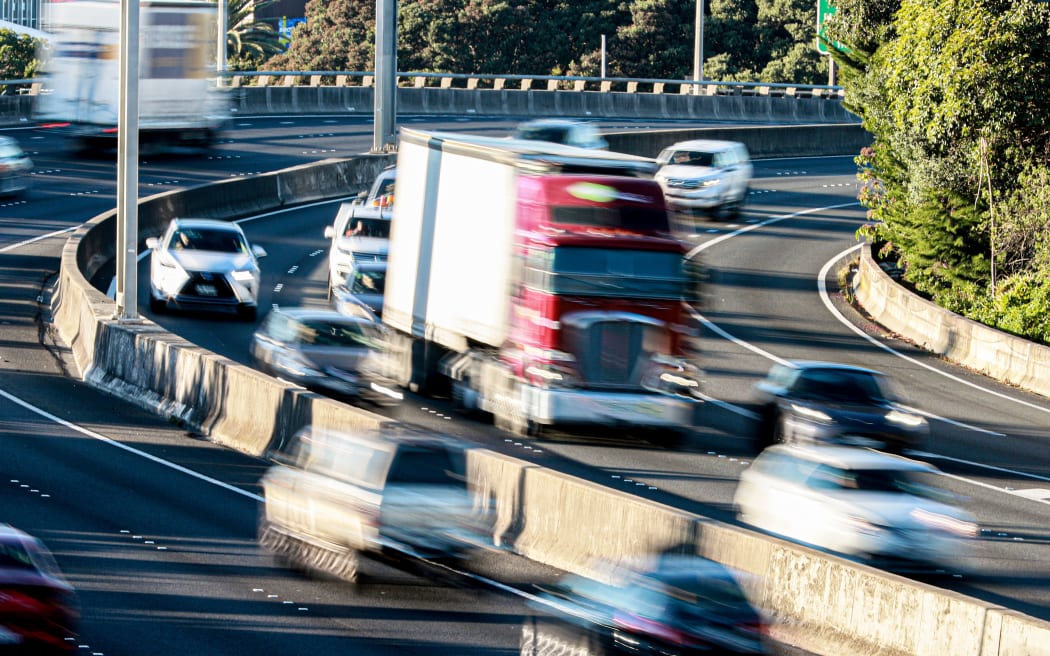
[34,0,229,149]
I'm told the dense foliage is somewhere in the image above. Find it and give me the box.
[224,0,286,71]
[263,0,829,84]
[833,0,1050,344]
[0,28,42,84]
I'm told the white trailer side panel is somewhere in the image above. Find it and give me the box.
[386,130,519,352]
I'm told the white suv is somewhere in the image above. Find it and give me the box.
[655,139,752,219]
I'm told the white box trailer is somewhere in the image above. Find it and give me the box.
[383,129,698,438]
[34,0,230,148]
[383,130,521,353]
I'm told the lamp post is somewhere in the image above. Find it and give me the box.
[692,0,704,95]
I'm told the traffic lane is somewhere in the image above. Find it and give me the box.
[131,156,1050,623]
[695,196,1050,483]
[0,391,532,656]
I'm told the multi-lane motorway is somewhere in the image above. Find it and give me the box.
[3,114,1050,654]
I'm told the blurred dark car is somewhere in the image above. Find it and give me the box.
[522,555,769,656]
[0,136,33,197]
[249,307,401,405]
[753,361,928,453]
[0,524,79,655]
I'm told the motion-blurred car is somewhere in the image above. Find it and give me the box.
[0,135,33,197]
[513,118,609,150]
[258,425,495,581]
[654,139,752,219]
[323,203,392,292]
[523,554,769,655]
[146,218,267,320]
[734,444,978,572]
[752,361,928,453]
[351,164,396,208]
[249,306,399,404]
[0,524,79,654]
[330,259,386,319]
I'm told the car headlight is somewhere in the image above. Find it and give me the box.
[790,403,832,423]
[231,269,256,282]
[911,508,979,538]
[697,177,721,188]
[843,514,883,536]
[886,409,927,429]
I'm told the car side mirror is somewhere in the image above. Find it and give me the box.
[145,237,160,249]
[252,244,268,259]
[324,225,336,239]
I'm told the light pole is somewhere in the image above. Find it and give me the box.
[692,0,704,95]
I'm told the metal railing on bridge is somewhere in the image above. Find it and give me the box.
[2,71,845,100]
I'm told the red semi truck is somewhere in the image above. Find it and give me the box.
[381,129,700,437]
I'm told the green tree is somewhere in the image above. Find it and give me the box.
[0,29,43,82]
[263,0,375,71]
[593,0,692,79]
[224,0,286,71]
[840,0,1050,343]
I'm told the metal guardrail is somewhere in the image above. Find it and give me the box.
[2,71,846,99]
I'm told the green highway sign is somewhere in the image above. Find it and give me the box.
[817,0,838,54]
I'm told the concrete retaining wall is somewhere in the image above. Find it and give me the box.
[48,125,1050,656]
[605,123,872,160]
[853,243,1050,400]
[468,448,1050,655]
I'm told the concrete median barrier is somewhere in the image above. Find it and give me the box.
[50,128,1050,656]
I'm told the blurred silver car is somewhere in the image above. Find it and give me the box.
[331,259,386,319]
[258,425,495,581]
[655,139,752,219]
[513,118,609,150]
[351,164,396,208]
[249,307,399,404]
[0,135,33,197]
[146,218,266,320]
[734,445,978,573]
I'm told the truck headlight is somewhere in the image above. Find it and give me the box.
[231,269,256,282]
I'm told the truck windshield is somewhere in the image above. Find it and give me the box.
[527,247,686,299]
[550,205,670,233]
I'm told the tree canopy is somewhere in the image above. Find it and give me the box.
[839,0,1050,341]
[0,28,43,82]
[263,0,829,85]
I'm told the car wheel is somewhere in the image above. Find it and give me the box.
[148,294,165,314]
[754,405,779,450]
[238,305,257,322]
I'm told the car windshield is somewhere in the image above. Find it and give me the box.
[0,541,34,570]
[516,126,571,143]
[0,142,25,158]
[297,319,380,348]
[666,150,716,167]
[172,228,248,254]
[349,269,386,295]
[794,369,889,403]
[807,465,929,494]
[343,218,391,238]
[385,446,463,485]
